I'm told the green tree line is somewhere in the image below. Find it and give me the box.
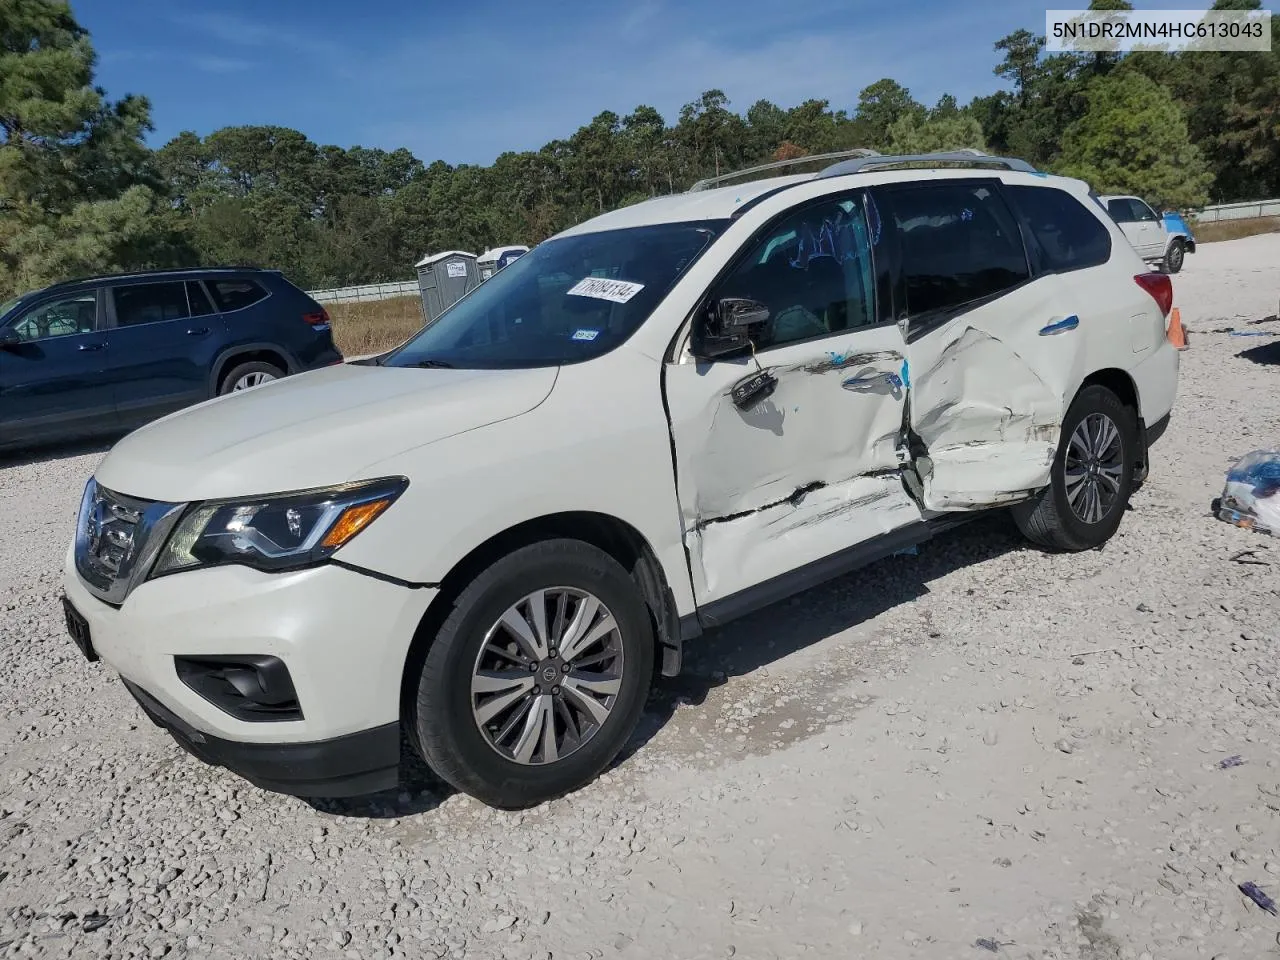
[2,0,1276,298]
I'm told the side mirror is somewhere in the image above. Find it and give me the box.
[0,329,20,351]
[692,298,769,360]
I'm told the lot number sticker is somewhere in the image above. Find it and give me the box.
[567,277,645,304]
[446,261,467,278]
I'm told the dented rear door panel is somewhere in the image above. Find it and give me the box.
[872,180,1088,512]
[665,325,922,606]
[904,274,1086,510]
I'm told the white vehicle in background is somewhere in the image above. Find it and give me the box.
[1100,194,1196,274]
[62,150,1181,809]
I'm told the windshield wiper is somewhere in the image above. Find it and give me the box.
[412,358,455,369]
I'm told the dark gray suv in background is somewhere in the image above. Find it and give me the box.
[0,267,344,453]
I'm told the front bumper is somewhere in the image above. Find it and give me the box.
[63,552,436,794]
[124,680,400,797]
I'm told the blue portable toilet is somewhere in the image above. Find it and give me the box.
[477,245,530,281]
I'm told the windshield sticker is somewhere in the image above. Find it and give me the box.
[571,328,600,341]
[567,277,645,304]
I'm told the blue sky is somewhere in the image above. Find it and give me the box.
[75,1,1093,164]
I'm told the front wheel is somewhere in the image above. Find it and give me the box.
[410,540,654,808]
[1162,239,1185,274]
[1012,385,1137,551]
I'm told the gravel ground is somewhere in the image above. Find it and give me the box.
[3,234,1280,960]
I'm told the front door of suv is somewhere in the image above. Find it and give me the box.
[872,180,1086,511]
[664,191,924,610]
[0,289,116,448]
[105,279,224,428]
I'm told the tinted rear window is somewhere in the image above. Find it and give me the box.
[1007,185,1112,273]
[209,278,269,312]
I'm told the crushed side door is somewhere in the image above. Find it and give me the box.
[874,181,1088,512]
[664,189,925,606]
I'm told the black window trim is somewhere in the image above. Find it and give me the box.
[2,287,105,343]
[1006,183,1113,279]
[206,275,272,316]
[678,186,894,363]
[185,279,217,318]
[869,177,1035,345]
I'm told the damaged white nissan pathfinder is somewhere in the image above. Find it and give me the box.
[62,150,1180,808]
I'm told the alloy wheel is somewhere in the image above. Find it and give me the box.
[1064,412,1124,524]
[232,371,276,391]
[470,588,624,765]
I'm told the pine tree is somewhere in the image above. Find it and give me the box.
[0,0,187,297]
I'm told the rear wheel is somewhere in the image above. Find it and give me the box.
[1162,239,1185,274]
[219,360,283,395]
[410,540,654,808]
[1013,385,1137,551]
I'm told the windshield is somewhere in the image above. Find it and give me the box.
[0,294,28,321]
[384,221,727,369]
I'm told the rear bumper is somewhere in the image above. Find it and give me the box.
[124,679,400,797]
[1132,338,1179,428]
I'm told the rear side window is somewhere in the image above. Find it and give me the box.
[209,278,269,312]
[880,182,1030,317]
[1105,199,1133,222]
[113,282,191,326]
[1007,185,1112,273]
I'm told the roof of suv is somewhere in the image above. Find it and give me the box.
[40,266,282,297]
[556,154,1093,239]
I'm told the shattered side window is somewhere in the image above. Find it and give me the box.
[715,195,877,351]
[884,182,1030,318]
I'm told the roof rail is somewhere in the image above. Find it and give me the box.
[688,148,882,192]
[47,265,274,288]
[818,149,1038,179]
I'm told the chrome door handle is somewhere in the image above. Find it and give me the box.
[186,327,210,336]
[1039,315,1079,336]
[842,372,903,391]
[78,342,105,352]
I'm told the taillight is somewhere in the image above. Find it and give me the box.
[303,308,331,327]
[1134,273,1173,318]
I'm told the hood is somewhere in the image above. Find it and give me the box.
[95,362,558,502]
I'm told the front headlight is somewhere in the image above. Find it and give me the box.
[152,477,408,577]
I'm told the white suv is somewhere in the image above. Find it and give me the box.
[62,151,1181,808]
[1100,194,1192,274]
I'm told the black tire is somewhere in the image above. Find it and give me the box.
[218,360,284,395]
[410,539,654,808]
[1162,239,1185,274]
[1012,385,1137,552]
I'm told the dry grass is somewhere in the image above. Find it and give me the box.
[326,296,426,357]
[1194,215,1280,244]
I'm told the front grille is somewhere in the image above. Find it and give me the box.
[75,479,185,605]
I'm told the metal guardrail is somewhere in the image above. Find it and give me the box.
[1192,199,1280,223]
[307,280,419,304]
